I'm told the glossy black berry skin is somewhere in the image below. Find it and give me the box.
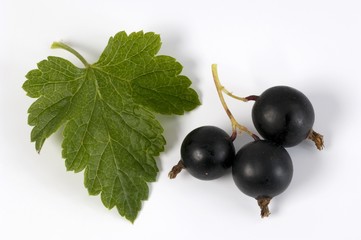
[252,86,315,147]
[232,140,293,199]
[181,126,235,180]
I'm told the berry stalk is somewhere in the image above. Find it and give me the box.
[211,64,259,141]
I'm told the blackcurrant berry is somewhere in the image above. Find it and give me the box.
[252,86,316,148]
[232,140,293,217]
[169,126,235,180]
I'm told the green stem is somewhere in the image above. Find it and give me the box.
[51,42,90,67]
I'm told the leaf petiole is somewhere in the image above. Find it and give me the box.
[51,42,90,67]
[211,64,259,141]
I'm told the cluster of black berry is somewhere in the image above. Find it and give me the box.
[169,65,324,217]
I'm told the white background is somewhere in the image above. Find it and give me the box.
[1,0,361,239]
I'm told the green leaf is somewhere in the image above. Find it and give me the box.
[23,31,200,222]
